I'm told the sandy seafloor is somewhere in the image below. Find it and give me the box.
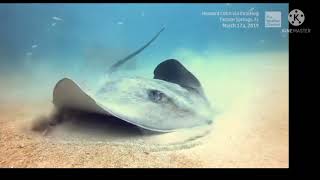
[0,52,288,168]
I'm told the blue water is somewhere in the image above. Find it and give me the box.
[0,3,288,101]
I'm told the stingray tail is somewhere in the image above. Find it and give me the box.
[107,26,166,74]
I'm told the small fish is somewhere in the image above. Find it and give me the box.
[26,52,32,56]
[32,44,38,49]
[117,21,124,25]
[249,8,255,11]
[52,16,63,21]
[51,22,56,27]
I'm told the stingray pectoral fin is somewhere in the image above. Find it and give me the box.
[153,59,212,108]
[53,78,106,114]
[154,59,204,93]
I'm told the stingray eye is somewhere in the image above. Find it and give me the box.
[148,89,167,103]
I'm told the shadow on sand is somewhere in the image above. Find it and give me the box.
[31,109,161,142]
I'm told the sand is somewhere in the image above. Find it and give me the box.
[0,54,288,168]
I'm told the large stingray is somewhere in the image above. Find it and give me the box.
[35,27,213,134]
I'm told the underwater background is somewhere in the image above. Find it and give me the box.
[1,3,288,104]
[0,3,289,168]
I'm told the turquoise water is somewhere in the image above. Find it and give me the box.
[0,3,288,102]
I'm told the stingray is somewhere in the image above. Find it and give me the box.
[33,27,213,134]
[49,59,213,133]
